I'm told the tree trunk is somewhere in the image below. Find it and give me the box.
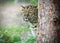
[37,0,58,43]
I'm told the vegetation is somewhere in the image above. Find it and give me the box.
[0,25,36,43]
[0,0,37,43]
[0,0,38,6]
[29,0,38,6]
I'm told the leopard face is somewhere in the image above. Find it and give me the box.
[22,5,38,27]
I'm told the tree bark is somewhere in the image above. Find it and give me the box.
[38,0,57,43]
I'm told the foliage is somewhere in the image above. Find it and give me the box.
[29,0,38,6]
[0,0,14,4]
[0,0,38,6]
[24,0,38,6]
[0,25,36,43]
[25,36,36,43]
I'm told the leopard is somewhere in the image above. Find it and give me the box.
[21,5,38,28]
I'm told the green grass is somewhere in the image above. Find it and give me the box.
[0,25,36,43]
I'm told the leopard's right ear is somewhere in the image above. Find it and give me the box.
[21,6,25,9]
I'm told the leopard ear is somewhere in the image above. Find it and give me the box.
[35,6,38,9]
[21,6,25,9]
[35,6,37,8]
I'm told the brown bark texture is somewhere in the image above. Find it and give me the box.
[37,0,58,43]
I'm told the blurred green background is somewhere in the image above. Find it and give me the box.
[0,0,37,43]
[0,0,38,6]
